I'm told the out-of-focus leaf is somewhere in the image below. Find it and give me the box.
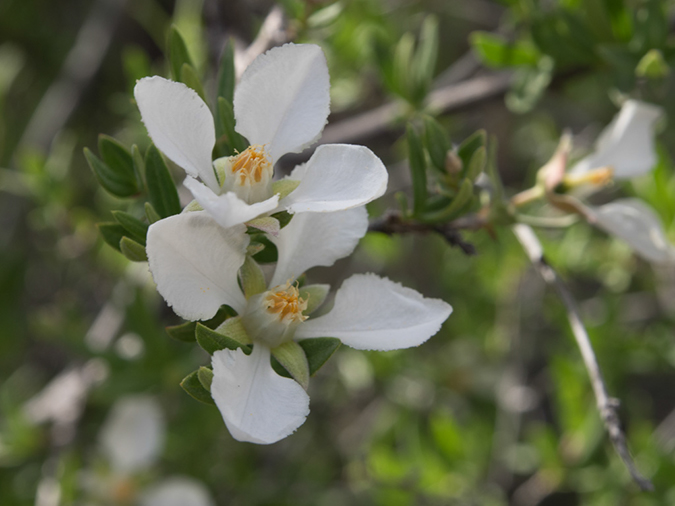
[464,146,487,182]
[470,32,540,68]
[412,16,438,102]
[180,370,215,405]
[119,237,147,262]
[457,130,486,170]
[505,56,554,114]
[407,124,427,216]
[85,148,138,198]
[144,202,161,224]
[112,211,148,245]
[180,62,207,102]
[636,49,669,79]
[97,222,126,252]
[217,38,235,104]
[531,12,597,66]
[217,97,248,153]
[168,26,193,81]
[393,32,415,99]
[144,144,181,218]
[423,116,451,173]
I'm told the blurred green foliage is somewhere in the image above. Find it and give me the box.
[1,0,675,505]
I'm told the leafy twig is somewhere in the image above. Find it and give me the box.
[512,223,653,491]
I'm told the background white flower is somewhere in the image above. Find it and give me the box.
[134,43,388,230]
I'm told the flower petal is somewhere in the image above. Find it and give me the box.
[135,76,219,192]
[572,100,662,179]
[183,177,280,229]
[281,144,388,214]
[99,396,165,473]
[141,477,214,506]
[296,274,452,351]
[587,198,674,263]
[269,206,368,287]
[234,43,330,162]
[211,346,309,444]
[146,211,248,319]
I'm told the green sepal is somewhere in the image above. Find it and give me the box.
[457,130,486,171]
[197,366,213,391]
[167,26,193,81]
[298,337,342,376]
[423,116,451,173]
[270,211,293,229]
[239,256,267,299]
[120,237,147,262]
[217,38,235,104]
[144,202,161,224]
[145,144,181,218]
[246,242,265,256]
[217,97,248,153]
[166,321,197,343]
[407,124,427,217]
[251,236,278,263]
[111,211,148,245]
[85,148,138,198]
[271,179,300,200]
[180,62,207,102]
[180,370,215,405]
[463,145,486,182]
[272,341,310,390]
[246,217,280,236]
[183,200,203,213]
[195,317,252,355]
[97,222,126,252]
[299,284,330,315]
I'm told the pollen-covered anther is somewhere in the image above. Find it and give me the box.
[231,145,273,187]
[265,284,308,324]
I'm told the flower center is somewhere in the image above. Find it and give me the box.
[264,284,308,324]
[217,145,274,204]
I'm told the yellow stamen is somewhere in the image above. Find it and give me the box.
[265,283,308,323]
[231,145,273,186]
[563,166,614,188]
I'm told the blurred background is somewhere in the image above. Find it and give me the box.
[2,0,675,504]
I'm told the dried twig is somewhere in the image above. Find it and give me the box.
[512,223,653,491]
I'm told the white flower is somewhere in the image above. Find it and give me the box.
[146,208,452,444]
[565,100,673,263]
[89,395,214,506]
[134,43,388,230]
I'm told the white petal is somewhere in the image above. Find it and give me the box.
[296,274,452,351]
[141,477,214,506]
[572,100,661,179]
[234,43,330,162]
[146,211,248,319]
[135,77,219,192]
[183,177,280,229]
[587,198,674,263]
[269,206,368,287]
[99,396,165,473]
[211,346,309,444]
[281,144,388,214]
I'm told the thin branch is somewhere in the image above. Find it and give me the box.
[512,223,653,491]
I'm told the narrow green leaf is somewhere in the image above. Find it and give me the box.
[97,222,126,252]
[119,237,147,262]
[423,116,451,173]
[272,341,310,390]
[217,38,235,103]
[412,15,439,101]
[180,370,215,405]
[407,124,427,217]
[270,211,293,229]
[145,144,181,218]
[457,130,486,169]
[463,145,487,182]
[420,177,474,222]
[217,97,248,153]
[111,211,149,245]
[85,148,138,198]
[98,135,137,190]
[298,338,341,376]
[144,202,161,224]
[470,32,541,68]
[131,144,145,190]
[167,26,193,81]
[299,284,330,315]
[393,32,415,99]
[166,321,196,342]
[198,366,214,391]
[180,63,207,102]
[505,56,554,114]
[239,256,267,299]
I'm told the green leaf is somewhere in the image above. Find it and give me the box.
[197,366,213,391]
[299,284,330,315]
[271,341,310,390]
[119,237,147,262]
[97,222,126,252]
[111,211,148,245]
[470,32,540,68]
[217,38,235,104]
[463,145,487,182]
[457,130,486,170]
[144,202,161,224]
[393,32,415,99]
[270,211,293,229]
[85,148,138,198]
[505,56,554,114]
[251,235,278,264]
[180,370,214,405]
[636,49,669,79]
[412,15,439,101]
[217,97,248,153]
[407,124,427,217]
[423,116,451,173]
[180,63,207,102]
[98,135,137,191]
[131,144,145,190]
[166,321,197,343]
[145,144,181,218]
[195,317,251,355]
[239,256,267,299]
[420,177,474,223]
[298,338,341,376]
[167,26,193,81]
